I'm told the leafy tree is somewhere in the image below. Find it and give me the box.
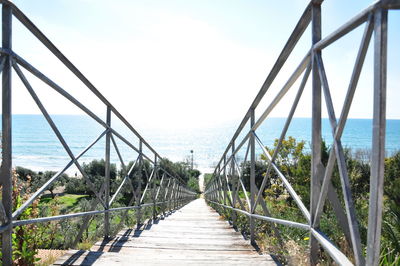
[31,171,68,199]
[65,160,117,196]
[385,152,400,211]
[241,161,268,193]
[82,159,117,196]
[124,159,153,189]
[158,158,197,184]
[15,166,37,182]
[65,178,87,195]
[204,173,213,187]
[187,176,200,193]
[83,159,117,180]
[189,169,201,179]
[15,167,68,198]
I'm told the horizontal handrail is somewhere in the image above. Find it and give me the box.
[207,200,309,230]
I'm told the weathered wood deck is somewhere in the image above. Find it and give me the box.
[54,198,275,265]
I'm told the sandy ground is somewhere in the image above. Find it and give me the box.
[36,249,66,265]
[198,173,204,193]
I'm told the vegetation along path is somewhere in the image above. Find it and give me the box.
[54,198,275,265]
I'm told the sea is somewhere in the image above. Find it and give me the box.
[6,115,400,174]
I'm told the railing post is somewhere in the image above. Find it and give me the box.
[104,106,111,238]
[163,177,170,216]
[211,180,213,202]
[152,156,158,220]
[367,7,387,266]
[223,156,228,218]
[173,180,177,210]
[173,180,176,210]
[176,183,180,208]
[231,141,237,229]
[177,184,181,207]
[212,180,216,203]
[250,108,256,244]
[136,140,143,228]
[1,2,13,265]
[169,179,175,211]
[167,179,171,212]
[310,1,322,264]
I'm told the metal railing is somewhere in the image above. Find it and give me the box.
[0,1,196,264]
[204,0,399,265]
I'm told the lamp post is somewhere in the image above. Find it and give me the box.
[190,150,193,170]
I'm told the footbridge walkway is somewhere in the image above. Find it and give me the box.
[0,0,398,265]
[54,199,275,265]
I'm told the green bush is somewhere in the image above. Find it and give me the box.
[187,176,200,193]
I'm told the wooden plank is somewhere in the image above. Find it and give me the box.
[55,199,276,265]
[91,242,256,252]
[54,252,272,266]
[94,237,252,249]
[115,232,245,240]
[54,250,273,265]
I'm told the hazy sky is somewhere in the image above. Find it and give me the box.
[8,0,400,130]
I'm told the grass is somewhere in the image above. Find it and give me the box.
[39,194,89,211]
[77,240,93,250]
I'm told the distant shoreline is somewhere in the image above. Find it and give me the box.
[3,115,400,172]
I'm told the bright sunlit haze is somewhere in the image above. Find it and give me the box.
[7,0,400,131]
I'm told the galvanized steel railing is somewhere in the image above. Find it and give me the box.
[0,1,196,264]
[205,1,399,265]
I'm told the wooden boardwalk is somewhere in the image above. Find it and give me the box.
[54,198,275,265]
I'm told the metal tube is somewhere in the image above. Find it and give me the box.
[252,52,310,130]
[155,173,165,202]
[313,2,379,51]
[216,55,310,176]
[222,156,228,217]
[109,157,139,206]
[141,165,156,203]
[336,16,374,140]
[310,2,322,264]
[111,134,127,169]
[136,140,143,228]
[313,18,374,227]
[12,202,157,227]
[310,228,353,265]
[206,200,310,230]
[231,141,237,228]
[152,156,158,220]
[367,8,387,266]
[252,64,311,213]
[14,54,108,128]
[250,108,256,244]
[1,3,13,264]
[214,3,312,171]
[13,63,107,212]
[10,2,162,159]
[104,106,111,238]
[72,183,106,247]
[0,55,6,74]
[315,54,364,265]
[254,133,311,222]
[232,158,251,209]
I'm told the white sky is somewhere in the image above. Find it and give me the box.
[6,0,400,130]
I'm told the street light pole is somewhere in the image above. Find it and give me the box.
[190,150,193,170]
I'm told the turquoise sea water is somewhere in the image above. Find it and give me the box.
[8,115,400,173]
